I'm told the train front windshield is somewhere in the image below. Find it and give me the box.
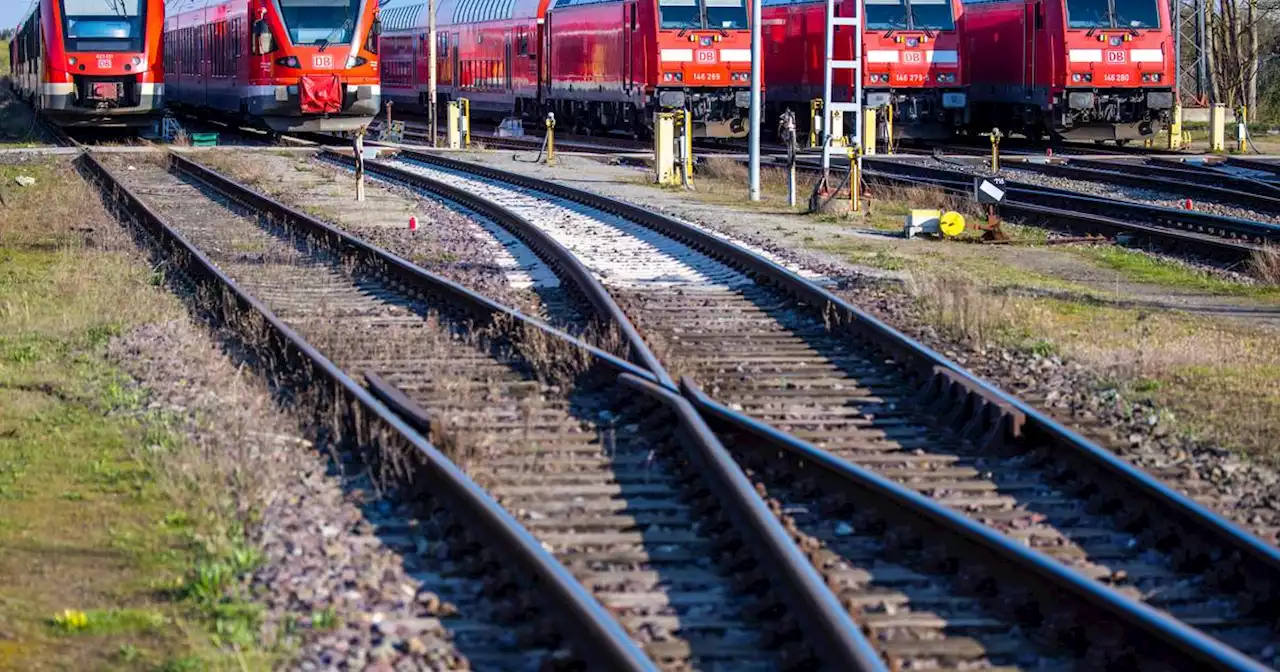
[60,0,145,52]
[659,0,749,30]
[279,0,365,46]
[1067,0,1160,28]
[866,0,955,31]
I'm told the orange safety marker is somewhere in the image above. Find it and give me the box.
[409,216,418,231]
[1184,199,1193,210]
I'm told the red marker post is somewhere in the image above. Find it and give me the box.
[409,216,418,231]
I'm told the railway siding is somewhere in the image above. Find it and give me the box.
[385,149,1280,669]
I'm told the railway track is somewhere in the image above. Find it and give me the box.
[827,158,1277,263]
[83,149,889,670]
[346,148,1280,670]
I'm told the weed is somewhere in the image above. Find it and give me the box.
[1020,338,1058,358]
[117,643,142,662]
[1247,246,1280,285]
[48,608,166,635]
[311,606,339,631]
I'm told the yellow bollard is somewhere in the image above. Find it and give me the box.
[1237,104,1248,153]
[447,101,461,149]
[1209,104,1226,152]
[990,128,1003,172]
[809,99,823,148]
[862,106,877,156]
[847,146,862,213]
[1168,103,1183,150]
[545,113,557,166]
[653,112,676,185]
[459,97,471,148]
[884,102,894,155]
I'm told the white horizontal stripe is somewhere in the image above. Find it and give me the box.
[927,50,958,64]
[41,83,75,95]
[138,83,164,95]
[661,49,693,62]
[1130,49,1163,62]
[1069,49,1102,63]
[720,49,751,62]
[867,50,899,63]
[831,60,860,68]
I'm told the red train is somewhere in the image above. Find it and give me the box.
[164,0,382,133]
[762,0,969,140]
[965,0,1174,143]
[380,0,754,138]
[9,0,165,127]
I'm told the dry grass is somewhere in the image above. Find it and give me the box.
[907,272,1280,461]
[1248,246,1280,285]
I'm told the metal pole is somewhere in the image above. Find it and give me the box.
[821,0,835,179]
[1195,0,1208,102]
[429,0,438,147]
[748,0,762,201]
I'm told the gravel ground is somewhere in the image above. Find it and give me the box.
[106,318,515,669]
[911,155,1280,227]
[444,151,1280,546]
[190,150,591,335]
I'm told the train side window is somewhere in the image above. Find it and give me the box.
[1035,2,1044,28]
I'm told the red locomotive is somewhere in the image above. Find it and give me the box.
[964,0,1174,143]
[380,0,754,138]
[164,0,382,133]
[761,0,969,140]
[9,0,165,127]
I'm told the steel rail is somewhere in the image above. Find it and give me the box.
[395,148,1280,658]
[1009,157,1280,214]
[1143,157,1280,197]
[80,150,659,671]
[161,149,888,670]
[860,159,1280,245]
[679,378,1271,671]
[1226,157,1280,176]
[856,168,1265,260]
[319,149,675,389]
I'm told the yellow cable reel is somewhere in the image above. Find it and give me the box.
[939,211,966,237]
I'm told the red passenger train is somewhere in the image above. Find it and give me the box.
[380,0,754,138]
[964,0,1174,143]
[9,0,165,127]
[164,0,382,133]
[762,0,969,140]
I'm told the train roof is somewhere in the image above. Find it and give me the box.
[381,0,555,30]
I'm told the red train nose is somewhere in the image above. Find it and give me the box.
[300,74,343,114]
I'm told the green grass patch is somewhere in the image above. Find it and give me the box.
[0,167,283,670]
[1075,246,1280,297]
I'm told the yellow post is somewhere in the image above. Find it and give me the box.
[830,109,846,147]
[1237,104,1248,153]
[1168,102,1183,150]
[847,146,862,213]
[862,106,877,156]
[884,103,894,154]
[459,97,471,148]
[809,98,823,148]
[545,113,557,166]
[1209,103,1226,152]
[654,112,676,185]
[447,101,461,149]
[679,109,695,189]
[990,128,1003,172]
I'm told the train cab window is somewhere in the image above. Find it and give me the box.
[706,0,748,29]
[1067,0,1159,28]
[60,0,146,52]
[658,0,701,29]
[908,0,956,30]
[866,0,955,31]
[278,0,362,45]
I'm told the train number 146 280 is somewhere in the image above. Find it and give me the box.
[1102,72,1130,82]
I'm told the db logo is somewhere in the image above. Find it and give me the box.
[314,54,334,69]
[695,49,717,64]
[1106,50,1126,63]
[903,51,923,64]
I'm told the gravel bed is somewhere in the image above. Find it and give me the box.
[446,153,1280,546]
[909,156,1280,226]
[106,318,514,670]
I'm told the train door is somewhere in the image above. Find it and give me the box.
[540,13,551,106]
[1022,0,1036,93]
[505,31,513,92]
[623,2,636,93]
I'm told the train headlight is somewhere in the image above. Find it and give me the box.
[1084,73,1093,82]
[1072,73,1082,82]
[1151,73,1161,82]
[346,56,369,68]
[131,56,141,66]
[664,72,673,82]
[68,57,77,65]
[675,72,683,82]
[275,56,301,68]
